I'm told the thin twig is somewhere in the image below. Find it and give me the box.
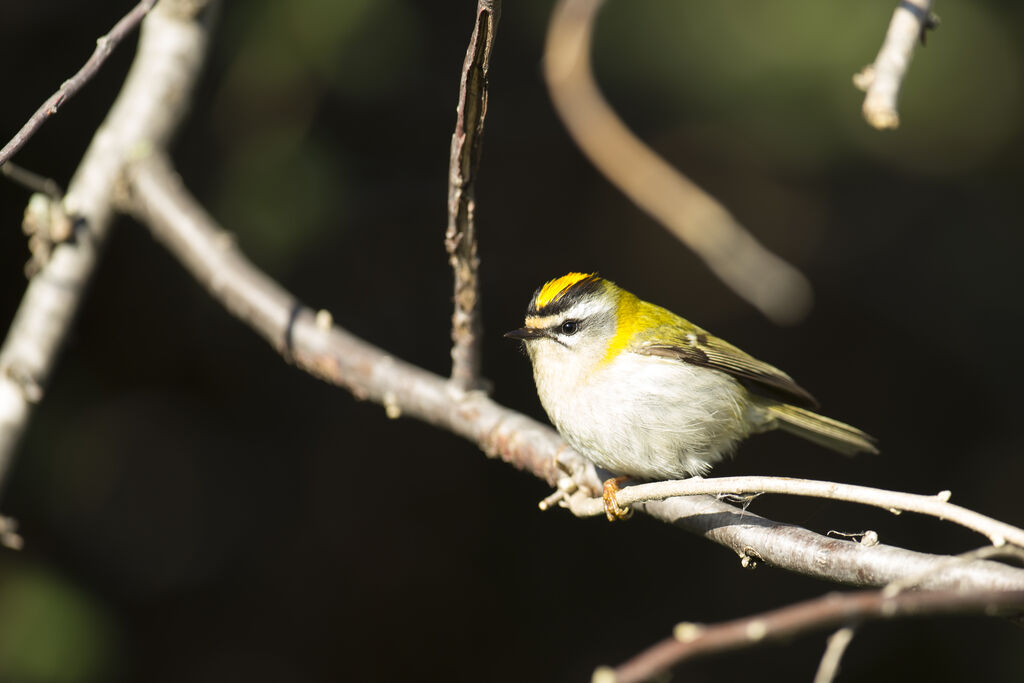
[813,626,857,683]
[0,0,213,491]
[853,0,936,129]
[122,152,1024,593]
[543,0,813,324]
[609,589,1024,683]
[445,0,501,392]
[0,0,159,167]
[565,476,1024,548]
[1,162,64,199]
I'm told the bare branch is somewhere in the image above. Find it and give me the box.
[0,0,159,167]
[446,0,501,392]
[0,0,214,489]
[608,588,1024,683]
[543,0,813,324]
[564,476,1024,548]
[123,152,1024,593]
[854,0,937,129]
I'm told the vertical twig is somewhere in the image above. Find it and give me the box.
[813,626,857,683]
[445,0,501,391]
[854,0,937,129]
[0,0,214,493]
[0,0,159,167]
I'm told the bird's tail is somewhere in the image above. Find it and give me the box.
[764,404,879,456]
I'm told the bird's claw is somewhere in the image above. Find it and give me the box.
[602,476,632,522]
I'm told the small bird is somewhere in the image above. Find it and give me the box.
[505,273,877,518]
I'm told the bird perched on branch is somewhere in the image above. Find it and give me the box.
[506,273,877,519]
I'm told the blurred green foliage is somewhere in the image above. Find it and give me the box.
[594,0,1023,173]
[0,561,117,683]
[210,0,423,271]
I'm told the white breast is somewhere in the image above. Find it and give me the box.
[536,351,757,480]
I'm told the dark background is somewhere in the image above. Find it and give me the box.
[2,1,1023,681]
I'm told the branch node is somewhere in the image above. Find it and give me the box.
[383,392,402,420]
[3,364,44,404]
[0,515,23,550]
[590,666,617,683]
[672,621,703,643]
[538,486,568,511]
[936,490,952,502]
[21,193,73,276]
[745,619,768,641]
[852,65,875,92]
[739,547,763,570]
[315,309,334,331]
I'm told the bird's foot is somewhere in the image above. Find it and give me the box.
[602,476,633,522]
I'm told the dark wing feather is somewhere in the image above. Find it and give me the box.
[638,331,819,409]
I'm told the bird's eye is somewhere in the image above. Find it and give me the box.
[560,320,580,336]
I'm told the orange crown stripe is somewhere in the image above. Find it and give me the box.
[534,272,596,309]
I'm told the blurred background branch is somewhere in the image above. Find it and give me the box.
[607,587,1024,683]
[544,0,813,324]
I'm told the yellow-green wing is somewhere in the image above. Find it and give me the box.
[635,324,819,409]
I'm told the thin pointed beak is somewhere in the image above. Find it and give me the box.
[504,327,546,341]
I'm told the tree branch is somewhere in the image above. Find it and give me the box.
[0,0,214,491]
[445,0,501,392]
[854,0,936,130]
[605,588,1024,683]
[542,0,813,324]
[563,475,1024,548]
[0,0,159,167]
[122,152,1024,593]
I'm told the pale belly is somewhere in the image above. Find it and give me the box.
[540,354,759,480]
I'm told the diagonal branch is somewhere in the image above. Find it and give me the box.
[0,0,159,167]
[543,0,813,324]
[0,0,214,491]
[606,587,1024,683]
[445,0,501,392]
[122,152,1024,593]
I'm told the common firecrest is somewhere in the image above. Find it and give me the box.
[506,273,877,506]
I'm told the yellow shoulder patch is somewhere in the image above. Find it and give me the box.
[534,272,595,309]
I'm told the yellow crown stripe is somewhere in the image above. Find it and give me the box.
[534,272,595,309]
